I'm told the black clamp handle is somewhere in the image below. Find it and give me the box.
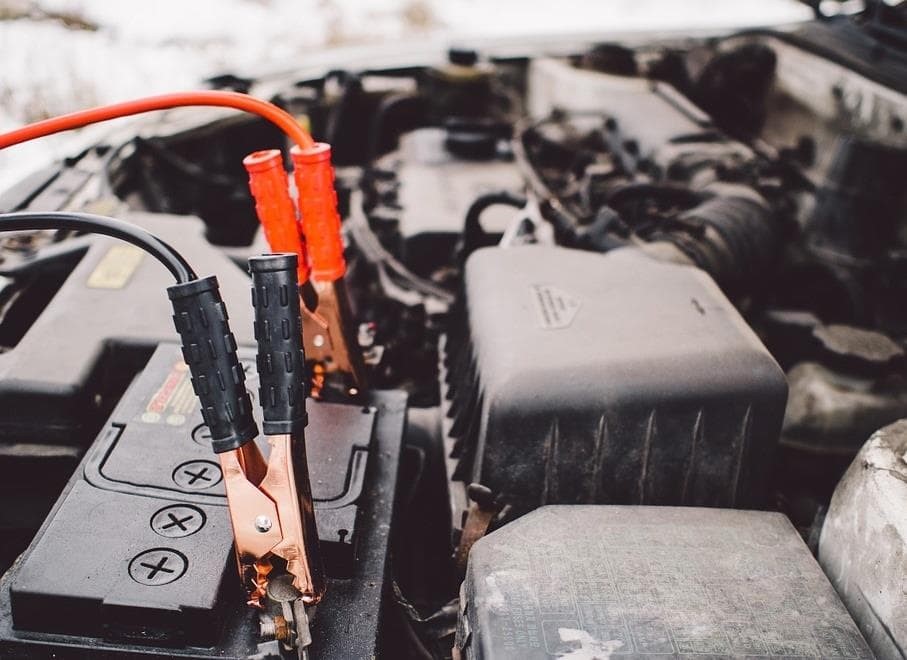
[249,254,308,435]
[168,276,258,453]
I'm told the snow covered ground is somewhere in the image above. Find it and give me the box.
[0,0,812,192]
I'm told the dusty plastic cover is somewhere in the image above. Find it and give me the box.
[820,419,907,660]
[446,246,787,512]
[457,505,871,659]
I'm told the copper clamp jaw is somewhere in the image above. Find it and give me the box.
[302,277,367,396]
[167,254,325,656]
[220,430,324,607]
[218,254,326,609]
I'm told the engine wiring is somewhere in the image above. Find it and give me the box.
[459,190,527,263]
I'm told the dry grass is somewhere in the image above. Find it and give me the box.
[401,0,440,31]
[0,68,100,123]
[0,0,98,30]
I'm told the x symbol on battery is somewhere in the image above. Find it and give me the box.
[183,467,212,485]
[161,513,194,531]
[139,556,175,580]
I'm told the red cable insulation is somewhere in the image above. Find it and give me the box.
[0,90,314,150]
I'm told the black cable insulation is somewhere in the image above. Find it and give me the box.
[0,211,196,283]
[460,190,527,262]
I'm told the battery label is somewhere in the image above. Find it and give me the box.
[86,244,144,289]
[140,361,196,426]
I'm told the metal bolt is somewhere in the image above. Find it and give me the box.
[357,322,376,348]
[255,515,273,533]
[313,334,325,348]
[260,614,291,643]
[260,619,278,640]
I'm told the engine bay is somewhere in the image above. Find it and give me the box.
[1,9,906,659]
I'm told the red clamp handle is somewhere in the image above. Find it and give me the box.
[243,150,310,283]
[291,143,346,282]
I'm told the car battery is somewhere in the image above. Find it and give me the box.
[0,343,406,659]
[0,211,259,571]
[456,505,873,660]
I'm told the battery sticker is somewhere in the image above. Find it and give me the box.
[530,284,581,330]
[86,244,144,289]
[140,361,196,426]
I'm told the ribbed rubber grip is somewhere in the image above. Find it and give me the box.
[243,149,311,283]
[290,143,346,281]
[249,254,308,435]
[167,276,258,453]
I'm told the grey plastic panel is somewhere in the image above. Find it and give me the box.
[458,506,872,659]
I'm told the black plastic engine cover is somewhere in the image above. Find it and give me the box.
[456,506,871,659]
[371,127,524,275]
[0,211,256,447]
[0,344,406,659]
[444,246,787,513]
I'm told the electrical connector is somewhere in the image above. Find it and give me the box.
[291,144,346,282]
[243,150,311,284]
[290,144,367,392]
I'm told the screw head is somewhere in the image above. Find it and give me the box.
[313,334,325,348]
[254,515,273,533]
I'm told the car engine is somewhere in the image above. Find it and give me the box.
[0,7,906,659]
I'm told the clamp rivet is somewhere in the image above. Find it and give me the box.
[254,515,273,533]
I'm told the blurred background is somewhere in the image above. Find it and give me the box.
[0,0,811,190]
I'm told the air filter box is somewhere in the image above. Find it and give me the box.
[456,506,872,659]
[444,246,786,512]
